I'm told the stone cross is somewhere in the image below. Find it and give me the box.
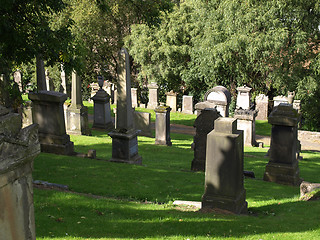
[116,48,134,132]
[36,56,47,91]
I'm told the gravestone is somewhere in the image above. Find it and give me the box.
[131,88,138,108]
[36,56,47,91]
[263,103,301,185]
[191,108,220,171]
[234,86,258,146]
[273,96,288,107]
[202,117,247,214]
[13,70,23,92]
[45,69,54,91]
[155,105,172,146]
[182,95,194,114]
[21,101,33,128]
[203,86,231,117]
[147,82,159,109]
[255,94,269,120]
[0,105,40,240]
[66,71,91,135]
[134,111,152,137]
[29,91,74,155]
[166,91,177,112]
[60,65,67,94]
[236,86,251,110]
[91,76,114,131]
[108,48,142,164]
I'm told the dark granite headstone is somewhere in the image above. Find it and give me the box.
[191,108,220,171]
[202,117,247,214]
[263,103,301,185]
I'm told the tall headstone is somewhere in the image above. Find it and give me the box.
[131,88,138,108]
[45,69,54,91]
[166,91,177,112]
[202,117,247,214]
[36,56,47,91]
[236,85,251,110]
[154,105,172,146]
[147,82,159,109]
[91,76,113,131]
[134,111,152,137]
[191,108,221,171]
[0,106,40,240]
[182,95,194,114]
[108,48,142,164]
[60,65,67,94]
[29,91,74,155]
[255,94,269,120]
[66,71,91,135]
[263,103,301,185]
[13,70,23,92]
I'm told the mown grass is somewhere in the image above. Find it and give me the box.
[33,126,320,240]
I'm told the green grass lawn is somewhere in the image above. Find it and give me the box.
[33,126,320,240]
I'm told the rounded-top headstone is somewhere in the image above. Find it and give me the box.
[204,86,231,105]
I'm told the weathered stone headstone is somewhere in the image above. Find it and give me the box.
[263,103,301,185]
[191,108,220,171]
[13,70,23,92]
[66,71,91,135]
[202,117,247,214]
[155,105,172,146]
[166,91,177,112]
[203,86,231,117]
[108,48,142,164]
[236,85,251,110]
[147,82,159,109]
[131,88,138,108]
[60,65,67,94]
[45,69,54,91]
[134,111,152,137]
[36,56,47,91]
[29,91,74,155]
[0,105,40,240]
[273,95,288,107]
[234,109,258,146]
[182,95,194,114]
[91,76,114,131]
[255,94,269,120]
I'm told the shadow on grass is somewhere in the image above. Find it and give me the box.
[35,188,320,239]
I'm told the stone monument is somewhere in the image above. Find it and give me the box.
[255,94,269,120]
[191,108,221,171]
[0,105,40,240]
[13,70,23,92]
[182,95,194,114]
[154,105,172,146]
[134,111,152,137]
[131,88,138,108]
[202,117,247,214]
[201,86,231,117]
[66,71,91,135]
[263,103,301,185]
[147,82,159,109]
[91,76,114,131]
[60,65,67,94]
[45,69,55,91]
[36,56,47,91]
[108,48,142,164]
[166,91,177,112]
[236,85,251,110]
[273,95,288,107]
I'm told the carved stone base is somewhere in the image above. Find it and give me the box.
[38,133,74,155]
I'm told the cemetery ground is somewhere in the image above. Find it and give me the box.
[31,102,320,240]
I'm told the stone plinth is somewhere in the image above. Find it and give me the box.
[108,48,142,165]
[147,82,158,109]
[255,94,269,120]
[203,86,231,117]
[263,103,301,185]
[131,88,138,108]
[202,117,247,214]
[236,85,251,110]
[0,106,40,240]
[29,91,74,155]
[91,89,113,131]
[191,108,220,171]
[234,109,258,147]
[134,111,152,137]
[182,95,194,114]
[166,91,177,112]
[155,105,172,146]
